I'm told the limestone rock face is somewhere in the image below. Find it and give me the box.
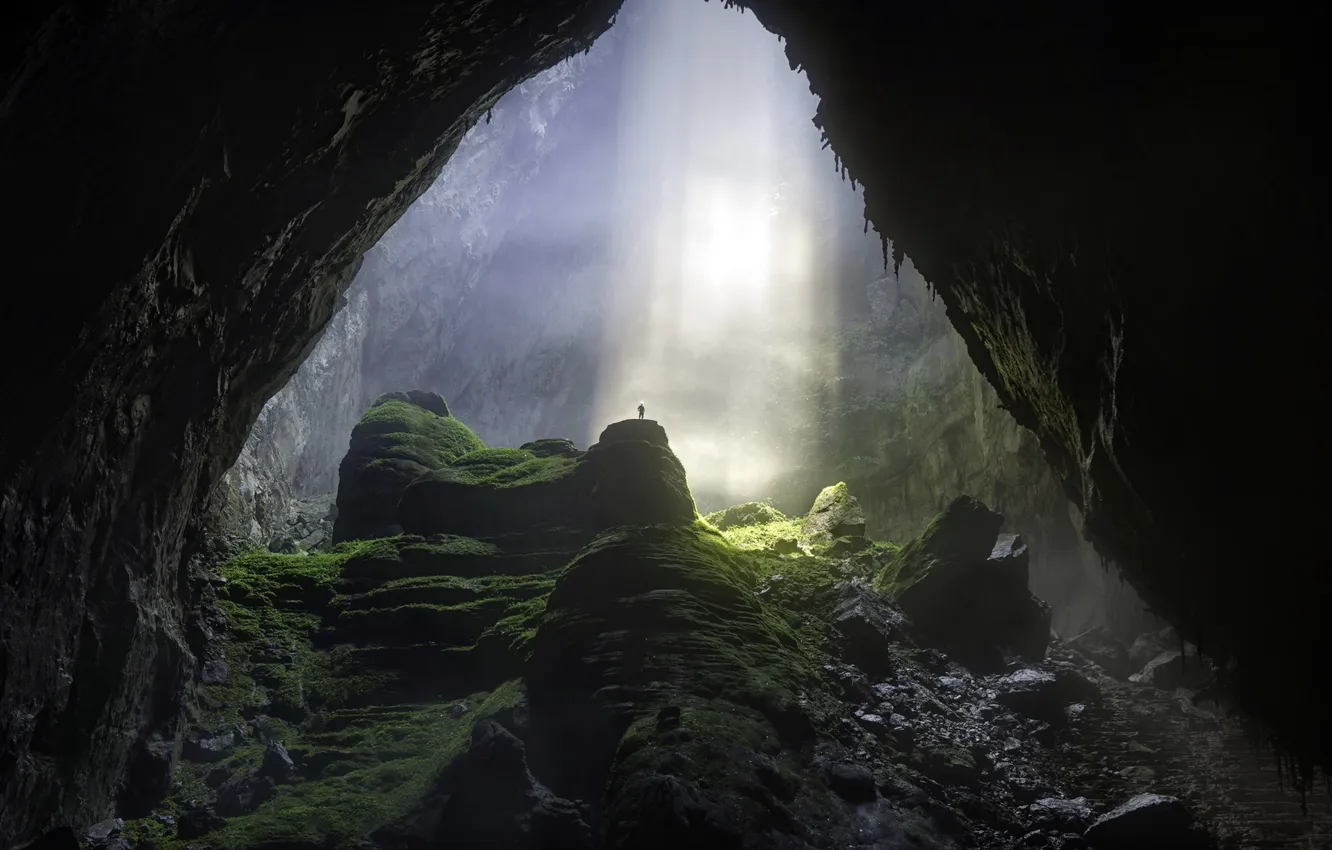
[876,496,1052,671]
[332,393,483,542]
[399,419,695,540]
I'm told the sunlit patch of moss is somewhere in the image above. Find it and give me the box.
[719,516,806,551]
[703,500,786,530]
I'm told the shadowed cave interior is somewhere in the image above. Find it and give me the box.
[0,1,1327,850]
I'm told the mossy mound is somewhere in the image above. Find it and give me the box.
[874,495,1050,671]
[524,524,829,804]
[125,524,580,850]
[703,500,786,530]
[399,419,696,539]
[709,484,883,556]
[332,393,484,543]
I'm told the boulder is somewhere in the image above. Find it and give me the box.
[1083,793,1214,850]
[1064,627,1133,679]
[801,482,867,539]
[183,732,234,763]
[1128,633,1166,669]
[1028,797,1094,833]
[83,819,123,843]
[1130,650,1213,691]
[176,808,226,839]
[874,497,1051,671]
[259,741,295,780]
[332,392,484,542]
[991,667,1098,724]
[400,420,696,539]
[832,581,909,677]
[215,769,277,817]
[400,720,593,850]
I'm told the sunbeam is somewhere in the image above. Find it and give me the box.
[592,0,839,511]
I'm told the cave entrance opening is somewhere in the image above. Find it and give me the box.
[230,0,1147,641]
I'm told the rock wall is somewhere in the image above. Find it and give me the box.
[211,31,626,545]
[800,259,1151,640]
[0,3,620,845]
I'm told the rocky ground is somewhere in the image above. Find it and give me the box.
[74,395,1330,850]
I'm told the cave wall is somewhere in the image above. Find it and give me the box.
[212,32,626,548]
[814,262,1151,641]
[733,0,1328,777]
[0,0,1324,845]
[0,2,620,844]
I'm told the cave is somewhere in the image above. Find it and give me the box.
[0,1,1326,849]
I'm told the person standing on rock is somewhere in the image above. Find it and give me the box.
[637,402,645,419]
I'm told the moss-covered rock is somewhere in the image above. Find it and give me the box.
[801,481,867,539]
[522,523,853,839]
[874,495,1051,671]
[332,392,484,542]
[703,500,786,530]
[125,516,584,850]
[139,423,1083,849]
[399,419,696,539]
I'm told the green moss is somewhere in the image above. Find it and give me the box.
[158,682,526,850]
[334,401,485,542]
[718,515,806,551]
[703,500,786,530]
[354,402,483,469]
[529,523,840,746]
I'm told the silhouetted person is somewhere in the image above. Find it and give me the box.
[637,402,645,419]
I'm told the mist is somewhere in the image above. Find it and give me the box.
[226,0,1149,640]
[590,0,856,508]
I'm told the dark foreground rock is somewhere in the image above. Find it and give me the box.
[1130,650,1213,692]
[875,496,1051,671]
[1084,793,1214,850]
[392,719,593,850]
[1063,628,1133,680]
